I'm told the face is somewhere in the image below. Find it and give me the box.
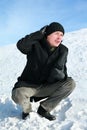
[46,31,64,47]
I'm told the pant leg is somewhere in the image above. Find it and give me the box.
[37,77,76,112]
[12,77,76,113]
[12,87,37,113]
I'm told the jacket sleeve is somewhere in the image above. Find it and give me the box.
[55,45,68,69]
[47,46,68,83]
[17,31,44,54]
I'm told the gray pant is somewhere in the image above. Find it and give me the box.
[12,77,76,113]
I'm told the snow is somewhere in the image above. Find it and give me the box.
[0,28,87,130]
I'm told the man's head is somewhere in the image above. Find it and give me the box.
[46,22,65,36]
[45,22,65,47]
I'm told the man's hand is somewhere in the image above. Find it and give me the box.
[40,25,48,35]
[47,68,65,83]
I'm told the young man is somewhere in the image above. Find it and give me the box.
[12,22,76,121]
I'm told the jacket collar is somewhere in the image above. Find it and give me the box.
[40,37,58,55]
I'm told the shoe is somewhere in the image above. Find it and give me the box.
[22,112,29,120]
[30,96,48,102]
[37,106,56,121]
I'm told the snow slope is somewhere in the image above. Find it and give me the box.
[0,29,87,130]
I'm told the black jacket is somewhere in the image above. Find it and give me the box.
[16,31,68,86]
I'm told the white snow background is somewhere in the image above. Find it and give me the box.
[0,29,87,130]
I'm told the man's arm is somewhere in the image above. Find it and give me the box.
[47,46,68,83]
[17,30,45,54]
[55,44,68,69]
[17,26,48,54]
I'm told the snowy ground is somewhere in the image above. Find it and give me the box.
[0,29,87,130]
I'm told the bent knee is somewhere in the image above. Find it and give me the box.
[12,89,20,103]
[68,77,76,90]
